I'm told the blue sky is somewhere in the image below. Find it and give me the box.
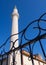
[0,0,46,59]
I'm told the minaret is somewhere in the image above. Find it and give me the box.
[10,6,19,48]
[9,6,21,65]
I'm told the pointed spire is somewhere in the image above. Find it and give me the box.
[12,6,19,17]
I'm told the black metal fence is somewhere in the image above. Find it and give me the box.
[0,13,46,65]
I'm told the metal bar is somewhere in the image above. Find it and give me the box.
[6,54,8,65]
[1,55,3,65]
[20,49,23,65]
[13,51,15,65]
[29,44,34,65]
[39,40,46,60]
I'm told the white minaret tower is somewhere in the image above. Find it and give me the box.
[9,6,21,65]
[10,6,19,48]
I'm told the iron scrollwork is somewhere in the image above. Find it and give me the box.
[0,13,46,65]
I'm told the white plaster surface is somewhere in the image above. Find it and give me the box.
[23,55,46,65]
[9,6,21,65]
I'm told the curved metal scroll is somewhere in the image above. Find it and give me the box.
[0,13,46,65]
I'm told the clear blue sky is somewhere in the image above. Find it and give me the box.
[0,0,46,59]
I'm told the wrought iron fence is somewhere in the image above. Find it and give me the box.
[0,13,46,65]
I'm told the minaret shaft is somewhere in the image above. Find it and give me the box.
[9,7,21,65]
[10,6,19,48]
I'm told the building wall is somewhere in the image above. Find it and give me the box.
[0,55,46,65]
[0,59,6,65]
[23,55,46,65]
